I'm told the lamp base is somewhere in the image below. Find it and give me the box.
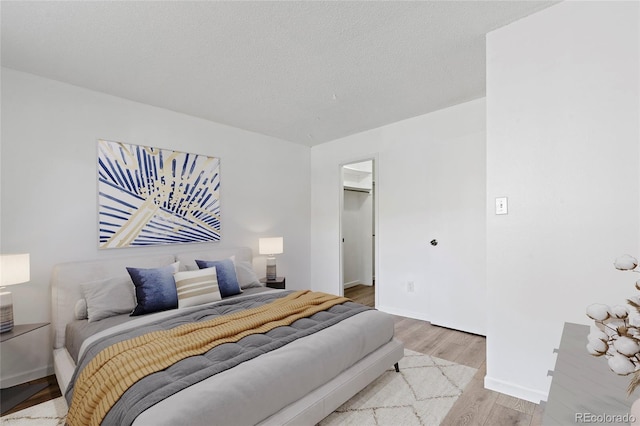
[266,257,277,281]
[0,291,14,333]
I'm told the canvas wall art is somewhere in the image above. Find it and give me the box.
[97,140,221,248]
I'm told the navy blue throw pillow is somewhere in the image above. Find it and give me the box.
[127,263,179,316]
[195,258,242,297]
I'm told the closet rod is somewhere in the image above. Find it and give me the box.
[343,186,371,193]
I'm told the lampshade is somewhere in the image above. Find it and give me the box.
[1,254,30,286]
[0,253,29,333]
[259,237,284,255]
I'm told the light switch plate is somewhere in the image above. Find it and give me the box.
[495,197,508,215]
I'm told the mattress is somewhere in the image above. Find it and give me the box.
[134,309,395,426]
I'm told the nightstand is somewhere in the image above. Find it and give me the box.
[1,322,50,415]
[260,277,285,289]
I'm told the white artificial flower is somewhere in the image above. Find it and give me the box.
[587,338,608,354]
[604,323,621,337]
[614,336,640,357]
[588,329,609,342]
[614,254,638,271]
[587,303,611,321]
[608,353,637,375]
[606,319,626,335]
[610,305,629,319]
[587,343,606,356]
[629,314,640,333]
[586,253,640,394]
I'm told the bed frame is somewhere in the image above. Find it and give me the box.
[51,246,404,425]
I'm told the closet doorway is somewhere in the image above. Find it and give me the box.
[340,159,375,308]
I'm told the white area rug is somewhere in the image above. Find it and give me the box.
[0,349,476,426]
[0,396,67,426]
[320,349,478,426]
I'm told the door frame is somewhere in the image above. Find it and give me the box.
[338,155,378,306]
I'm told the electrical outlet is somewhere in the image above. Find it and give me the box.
[407,281,414,292]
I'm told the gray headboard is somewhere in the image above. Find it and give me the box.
[50,247,253,349]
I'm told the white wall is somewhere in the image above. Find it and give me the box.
[311,98,486,335]
[486,1,640,403]
[0,69,311,386]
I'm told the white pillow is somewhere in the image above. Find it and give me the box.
[230,257,263,289]
[80,276,136,323]
[74,298,88,320]
[173,267,221,308]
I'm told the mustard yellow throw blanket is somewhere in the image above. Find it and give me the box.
[66,290,349,426]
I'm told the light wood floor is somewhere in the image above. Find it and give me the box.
[343,283,375,306]
[346,284,544,426]
[4,286,544,425]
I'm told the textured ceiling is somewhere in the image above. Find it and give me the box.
[1,1,556,146]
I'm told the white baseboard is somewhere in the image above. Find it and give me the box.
[343,281,360,289]
[0,363,54,389]
[343,281,374,289]
[484,375,548,404]
[375,305,430,322]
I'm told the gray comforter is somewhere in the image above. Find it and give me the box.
[65,291,374,426]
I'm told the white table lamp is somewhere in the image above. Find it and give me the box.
[0,254,30,333]
[259,237,283,280]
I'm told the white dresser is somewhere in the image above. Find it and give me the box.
[543,322,638,425]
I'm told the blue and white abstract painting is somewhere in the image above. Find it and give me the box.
[98,140,221,248]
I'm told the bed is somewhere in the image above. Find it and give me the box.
[51,246,404,425]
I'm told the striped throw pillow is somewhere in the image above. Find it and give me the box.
[173,267,221,308]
